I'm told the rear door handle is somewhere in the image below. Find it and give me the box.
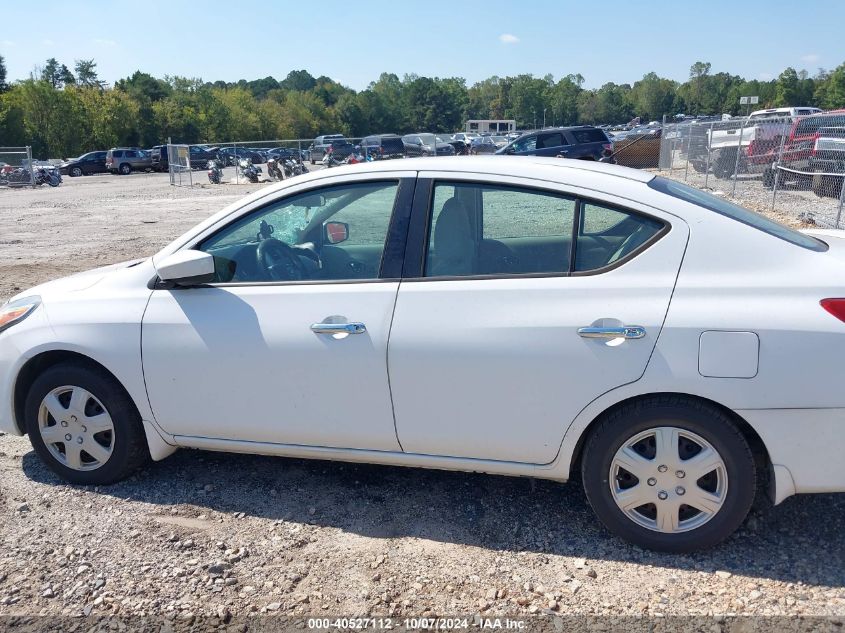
[578,326,646,339]
[311,322,367,335]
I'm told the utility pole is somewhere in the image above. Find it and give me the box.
[543,108,547,128]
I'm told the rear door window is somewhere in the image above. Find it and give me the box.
[537,133,564,149]
[571,128,609,144]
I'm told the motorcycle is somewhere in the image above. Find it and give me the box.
[285,158,309,177]
[0,165,61,188]
[207,159,223,184]
[238,157,261,183]
[321,147,344,168]
[266,157,285,181]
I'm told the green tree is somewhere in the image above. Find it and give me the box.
[774,67,800,106]
[629,72,678,121]
[74,59,103,88]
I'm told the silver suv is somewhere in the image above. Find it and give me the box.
[106,148,153,175]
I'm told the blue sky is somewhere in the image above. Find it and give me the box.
[2,0,843,90]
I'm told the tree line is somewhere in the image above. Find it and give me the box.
[1,55,844,159]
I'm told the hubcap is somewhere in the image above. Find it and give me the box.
[609,426,727,533]
[38,386,115,471]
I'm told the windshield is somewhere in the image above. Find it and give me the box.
[436,135,453,142]
[418,134,437,145]
[491,136,507,143]
[649,177,827,251]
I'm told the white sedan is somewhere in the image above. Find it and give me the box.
[2,157,844,552]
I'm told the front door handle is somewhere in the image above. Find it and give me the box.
[578,326,646,339]
[311,322,367,335]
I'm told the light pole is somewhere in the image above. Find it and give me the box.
[533,110,536,130]
[543,108,547,128]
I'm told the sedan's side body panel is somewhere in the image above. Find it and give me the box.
[388,172,690,464]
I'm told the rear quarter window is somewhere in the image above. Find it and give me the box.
[571,129,609,144]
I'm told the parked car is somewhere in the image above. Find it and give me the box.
[809,125,845,198]
[758,110,845,190]
[59,151,108,177]
[706,107,822,179]
[4,157,844,552]
[437,134,469,156]
[217,147,265,167]
[265,147,306,161]
[309,135,346,164]
[149,145,221,171]
[105,148,153,175]
[452,132,478,146]
[360,134,406,159]
[324,139,355,161]
[402,133,455,157]
[498,126,613,162]
[469,136,501,154]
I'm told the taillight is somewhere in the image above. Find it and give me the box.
[811,132,821,157]
[820,299,845,323]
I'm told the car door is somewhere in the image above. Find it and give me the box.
[388,174,689,464]
[142,174,416,450]
[91,152,108,173]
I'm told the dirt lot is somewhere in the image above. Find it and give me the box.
[0,170,844,623]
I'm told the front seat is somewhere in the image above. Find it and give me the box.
[428,197,476,276]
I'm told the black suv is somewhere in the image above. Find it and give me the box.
[497,126,612,161]
[360,134,406,159]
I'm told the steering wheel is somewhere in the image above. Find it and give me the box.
[256,238,307,281]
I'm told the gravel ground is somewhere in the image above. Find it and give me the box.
[1,167,844,623]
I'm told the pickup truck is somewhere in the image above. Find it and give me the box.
[809,127,845,198]
[706,107,821,179]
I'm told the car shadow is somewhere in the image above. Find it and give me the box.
[21,448,845,588]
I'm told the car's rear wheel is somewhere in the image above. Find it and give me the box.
[581,396,755,552]
[25,363,150,485]
[69,167,83,177]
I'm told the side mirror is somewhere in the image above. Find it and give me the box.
[156,250,215,285]
[324,221,349,245]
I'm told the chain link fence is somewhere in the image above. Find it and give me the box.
[0,146,35,188]
[658,112,845,228]
[166,138,375,187]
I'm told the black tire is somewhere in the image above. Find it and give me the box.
[581,395,755,553]
[119,163,131,175]
[69,167,83,178]
[713,149,737,179]
[812,173,843,199]
[25,363,150,485]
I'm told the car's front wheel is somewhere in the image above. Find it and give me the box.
[581,396,755,552]
[25,363,150,485]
